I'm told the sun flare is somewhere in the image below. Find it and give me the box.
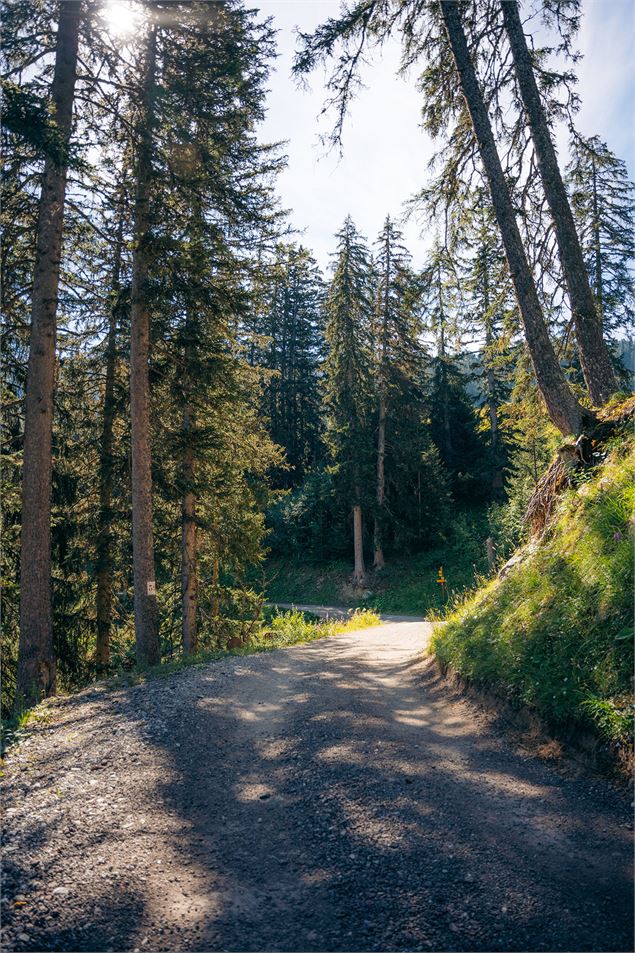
[102,0,140,38]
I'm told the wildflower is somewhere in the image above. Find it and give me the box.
[613,531,623,542]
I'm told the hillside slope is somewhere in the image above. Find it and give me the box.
[432,419,634,754]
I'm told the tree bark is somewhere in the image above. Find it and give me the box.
[353,498,366,586]
[16,0,81,709]
[181,404,197,656]
[501,0,616,406]
[95,197,126,670]
[130,18,159,666]
[373,392,386,570]
[440,0,584,437]
[374,250,389,571]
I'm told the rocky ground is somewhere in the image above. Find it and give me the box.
[2,618,633,952]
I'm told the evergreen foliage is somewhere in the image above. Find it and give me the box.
[568,135,635,342]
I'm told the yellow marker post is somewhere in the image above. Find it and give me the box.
[436,565,447,603]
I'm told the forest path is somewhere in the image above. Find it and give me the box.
[2,617,633,952]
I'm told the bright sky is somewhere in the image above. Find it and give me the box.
[258,0,635,272]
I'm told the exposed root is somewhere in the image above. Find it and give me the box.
[525,396,634,538]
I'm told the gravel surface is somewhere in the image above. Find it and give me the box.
[2,618,633,952]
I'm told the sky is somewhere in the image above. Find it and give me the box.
[257,0,635,272]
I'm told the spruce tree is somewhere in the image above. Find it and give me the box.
[128,9,159,666]
[422,238,492,502]
[324,217,374,584]
[252,244,326,487]
[567,135,635,343]
[15,0,81,708]
[294,0,586,436]
[372,216,424,567]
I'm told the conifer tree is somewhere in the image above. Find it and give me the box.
[324,217,374,584]
[422,238,491,501]
[253,244,326,487]
[372,216,423,568]
[128,9,159,666]
[294,0,588,436]
[15,0,81,708]
[461,193,516,496]
[143,0,284,654]
[567,135,635,343]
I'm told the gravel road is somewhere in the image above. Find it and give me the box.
[2,617,633,952]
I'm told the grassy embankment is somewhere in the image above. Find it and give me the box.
[432,423,634,749]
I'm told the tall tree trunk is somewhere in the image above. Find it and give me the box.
[130,18,159,666]
[480,253,504,494]
[353,495,366,586]
[591,153,604,320]
[374,250,389,571]
[440,0,584,437]
[484,320,504,494]
[181,404,197,656]
[501,0,616,406]
[437,268,453,458]
[95,195,126,670]
[16,0,81,709]
[373,392,386,570]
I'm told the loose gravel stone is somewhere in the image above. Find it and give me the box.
[1,619,633,952]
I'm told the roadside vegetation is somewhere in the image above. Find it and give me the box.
[431,423,634,749]
[2,607,380,751]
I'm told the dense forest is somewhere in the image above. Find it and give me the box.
[2,0,634,720]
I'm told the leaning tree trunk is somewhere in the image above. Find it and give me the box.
[129,18,159,666]
[16,0,81,710]
[95,189,126,670]
[440,0,584,437]
[501,0,616,406]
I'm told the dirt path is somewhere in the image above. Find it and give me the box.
[2,618,632,952]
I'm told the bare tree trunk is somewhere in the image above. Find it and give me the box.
[373,392,386,570]
[95,199,126,670]
[484,317,504,494]
[181,404,197,656]
[16,0,81,709]
[437,277,453,457]
[130,19,159,666]
[211,555,220,621]
[374,267,389,570]
[501,0,616,406]
[353,497,366,586]
[440,0,584,437]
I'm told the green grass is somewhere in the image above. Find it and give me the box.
[109,606,381,688]
[265,510,490,616]
[431,434,634,747]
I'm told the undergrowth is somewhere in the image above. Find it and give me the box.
[265,509,490,616]
[431,430,634,748]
